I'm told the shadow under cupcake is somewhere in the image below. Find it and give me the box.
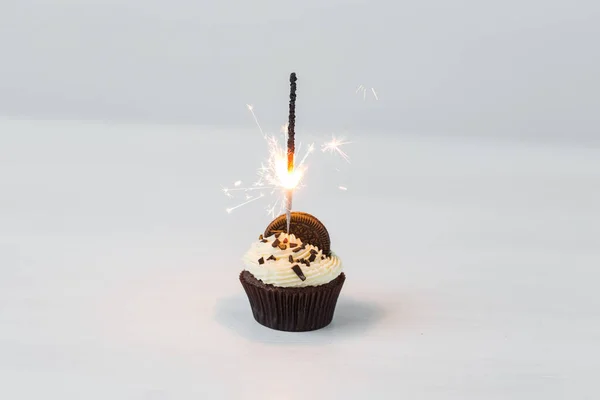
[239,212,346,332]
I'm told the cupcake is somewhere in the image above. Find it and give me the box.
[240,212,345,331]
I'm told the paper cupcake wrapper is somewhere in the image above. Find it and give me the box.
[239,270,346,332]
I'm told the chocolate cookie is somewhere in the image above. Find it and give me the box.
[264,212,331,256]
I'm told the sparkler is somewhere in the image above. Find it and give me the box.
[221,75,307,219]
[222,74,352,217]
[285,72,298,233]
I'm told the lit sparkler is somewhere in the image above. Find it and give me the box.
[222,74,352,217]
[222,76,309,219]
[285,73,298,233]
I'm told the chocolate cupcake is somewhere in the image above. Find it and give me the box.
[240,212,345,331]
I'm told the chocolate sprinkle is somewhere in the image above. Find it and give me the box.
[291,265,306,281]
[308,253,317,263]
[310,249,318,255]
[321,256,326,259]
[289,243,298,248]
[288,255,294,263]
[258,257,265,265]
[293,244,306,253]
[267,255,277,261]
[259,234,264,241]
[261,239,268,243]
[278,244,287,250]
[272,238,280,248]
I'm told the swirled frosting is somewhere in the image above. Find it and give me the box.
[243,233,343,288]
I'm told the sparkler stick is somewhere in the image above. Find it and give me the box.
[285,72,297,233]
[224,73,351,217]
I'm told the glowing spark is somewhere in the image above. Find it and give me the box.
[356,85,378,101]
[298,143,315,167]
[371,88,379,100]
[322,136,351,163]
[222,186,274,193]
[226,193,265,214]
[339,186,348,191]
[234,180,242,187]
[221,185,234,197]
[266,197,283,218]
[247,104,265,138]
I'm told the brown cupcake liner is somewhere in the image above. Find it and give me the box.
[239,270,346,332]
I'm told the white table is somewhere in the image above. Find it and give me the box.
[1,118,598,399]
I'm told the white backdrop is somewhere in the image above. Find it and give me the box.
[1,0,600,398]
[1,118,599,399]
[1,0,599,139]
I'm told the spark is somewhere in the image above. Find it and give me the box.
[356,85,379,101]
[247,104,265,138]
[371,88,379,100]
[226,192,265,214]
[339,186,348,191]
[298,142,315,167]
[266,197,283,218]
[222,186,275,193]
[221,186,234,198]
[322,135,351,163]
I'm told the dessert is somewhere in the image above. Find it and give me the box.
[240,212,345,331]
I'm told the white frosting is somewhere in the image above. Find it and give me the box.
[243,233,343,288]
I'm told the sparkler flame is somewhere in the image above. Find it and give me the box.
[222,106,350,216]
[260,132,308,191]
[276,155,303,189]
